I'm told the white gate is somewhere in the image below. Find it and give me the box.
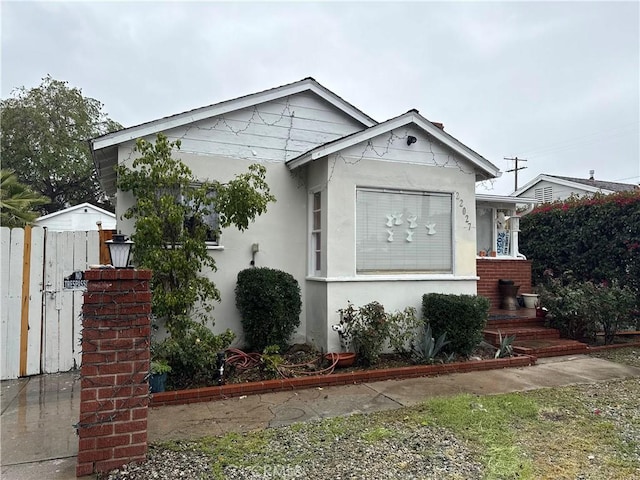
[1,226,99,379]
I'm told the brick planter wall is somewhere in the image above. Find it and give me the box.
[150,354,537,407]
[76,269,152,477]
[476,259,533,309]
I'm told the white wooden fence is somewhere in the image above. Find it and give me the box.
[1,226,99,379]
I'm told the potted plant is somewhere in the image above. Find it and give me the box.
[149,359,172,393]
[521,293,540,309]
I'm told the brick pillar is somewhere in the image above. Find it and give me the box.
[76,269,152,477]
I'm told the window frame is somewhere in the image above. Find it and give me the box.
[355,187,454,274]
[158,183,220,246]
[310,190,322,275]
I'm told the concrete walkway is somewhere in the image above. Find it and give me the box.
[2,355,640,479]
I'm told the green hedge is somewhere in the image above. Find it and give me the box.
[235,267,302,351]
[519,190,640,294]
[422,293,490,356]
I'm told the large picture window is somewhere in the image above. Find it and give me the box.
[356,188,452,273]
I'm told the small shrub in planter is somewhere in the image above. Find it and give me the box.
[387,306,421,355]
[153,318,235,390]
[540,271,636,344]
[235,267,302,351]
[422,293,490,357]
[538,271,597,342]
[149,359,172,393]
[349,301,390,366]
[335,301,419,365]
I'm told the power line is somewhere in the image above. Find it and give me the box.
[513,121,639,158]
[504,157,528,191]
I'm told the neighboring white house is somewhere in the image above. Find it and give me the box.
[91,78,527,351]
[35,202,116,232]
[512,173,638,203]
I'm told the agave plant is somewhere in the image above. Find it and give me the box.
[412,324,451,364]
[495,330,516,358]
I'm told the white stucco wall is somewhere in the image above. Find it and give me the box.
[303,128,480,351]
[111,92,486,352]
[113,92,365,346]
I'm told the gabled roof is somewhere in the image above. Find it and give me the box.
[35,203,115,222]
[286,110,500,180]
[547,175,637,192]
[512,174,638,197]
[90,77,377,151]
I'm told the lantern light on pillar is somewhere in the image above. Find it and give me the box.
[106,234,133,268]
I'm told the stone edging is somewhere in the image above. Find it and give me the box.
[150,354,537,407]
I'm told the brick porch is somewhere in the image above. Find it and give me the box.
[477,258,533,310]
[484,308,590,357]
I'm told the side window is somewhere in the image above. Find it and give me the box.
[157,185,219,245]
[311,191,321,273]
[184,187,219,244]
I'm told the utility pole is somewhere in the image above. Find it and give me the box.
[504,157,528,191]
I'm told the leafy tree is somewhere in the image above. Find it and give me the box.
[115,133,276,337]
[1,169,49,227]
[0,75,121,214]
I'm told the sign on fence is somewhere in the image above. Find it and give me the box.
[64,271,87,291]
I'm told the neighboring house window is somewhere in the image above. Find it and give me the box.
[534,186,553,203]
[311,191,322,273]
[356,188,452,273]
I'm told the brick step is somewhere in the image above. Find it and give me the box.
[483,326,560,345]
[486,317,546,329]
[512,339,589,358]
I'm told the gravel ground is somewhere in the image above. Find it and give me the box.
[576,378,640,465]
[102,378,640,480]
[103,422,482,480]
[102,348,640,480]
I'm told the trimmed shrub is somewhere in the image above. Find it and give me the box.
[422,294,490,356]
[235,267,302,351]
[520,190,640,298]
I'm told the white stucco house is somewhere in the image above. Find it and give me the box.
[35,202,116,232]
[512,173,638,203]
[91,78,535,351]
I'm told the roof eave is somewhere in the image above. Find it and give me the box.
[91,78,376,152]
[512,174,613,196]
[477,194,538,206]
[286,112,500,179]
[36,202,116,222]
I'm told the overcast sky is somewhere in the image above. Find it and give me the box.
[2,1,639,195]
